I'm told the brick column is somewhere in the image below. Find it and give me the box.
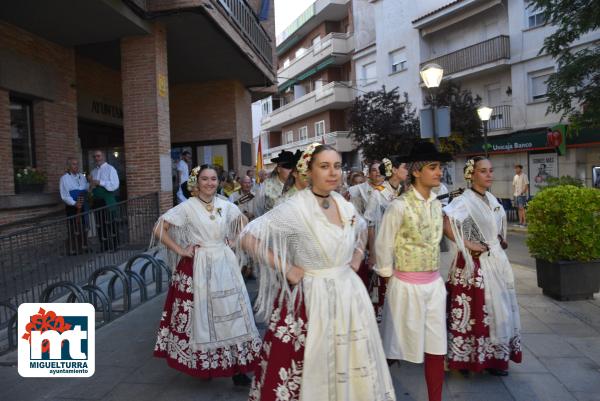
[0,89,14,195]
[121,23,172,213]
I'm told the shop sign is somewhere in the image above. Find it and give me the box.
[77,92,123,126]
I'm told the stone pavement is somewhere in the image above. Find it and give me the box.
[1,262,599,400]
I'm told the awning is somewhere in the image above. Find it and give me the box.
[278,57,336,92]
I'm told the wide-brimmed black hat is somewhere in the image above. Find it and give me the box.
[400,140,452,163]
[272,150,296,169]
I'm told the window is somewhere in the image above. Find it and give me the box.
[314,79,323,91]
[285,131,293,144]
[10,98,35,172]
[299,126,308,141]
[295,47,306,58]
[312,35,321,47]
[526,1,546,28]
[362,62,376,85]
[389,49,407,74]
[261,100,271,116]
[315,120,325,137]
[283,58,290,68]
[529,70,553,101]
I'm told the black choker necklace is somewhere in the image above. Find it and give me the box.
[312,190,331,209]
[389,181,399,190]
[471,187,487,197]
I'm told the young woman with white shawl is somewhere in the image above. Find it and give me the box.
[152,165,261,385]
[242,144,396,401]
[363,156,408,321]
[443,156,522,376]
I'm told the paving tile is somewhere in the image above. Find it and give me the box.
[122,356,181,385]
[446,371,506,394]
[547,322,599,338]
[101,382,168,401]
[510,346,548,374]
[520,313,553,334]
[502,372,576,401]
[572,392,600,401]
[450,391,515,401]
[541,357,600,393]
[565,337,600,366]
[522,334,583,358]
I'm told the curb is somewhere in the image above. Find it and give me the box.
[508,226,528,234]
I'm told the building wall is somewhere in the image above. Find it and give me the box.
[170,79,254,173]
[280,109,347,143]
[0,21,78,224]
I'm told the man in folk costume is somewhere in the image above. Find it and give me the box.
[229,174,259,279]
[257,150,295,214]
[276,150,308,206]
[375,141,452,401]
[60,157,90,255]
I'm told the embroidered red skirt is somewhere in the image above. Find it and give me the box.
[153,257,261,378]
[249,295,308,401]
[357,258,387,323]
[446,254,522,372]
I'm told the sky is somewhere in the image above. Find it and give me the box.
[274,0,315,35]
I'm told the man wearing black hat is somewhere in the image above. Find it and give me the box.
[257,150,295,213]
[375,140,452,401]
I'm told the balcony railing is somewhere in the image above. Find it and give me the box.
[488,105,512,131]
[217,0,273,67]
[264,131,352,160]
[421,35,510,76]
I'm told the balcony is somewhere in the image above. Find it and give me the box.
[421,35,510,79]
[488,105,511,131]
[264,131,353,162]
[217,0,273,68]
[278,33,355,88]
[261,81,355,131]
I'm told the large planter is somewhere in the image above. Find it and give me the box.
[536,258,600,301]
[15,183,45,194]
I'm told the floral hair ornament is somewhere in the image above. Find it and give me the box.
[464,158,475,182]
[382,158,393,178]
[187,166,201,192]
[297,142,323,178]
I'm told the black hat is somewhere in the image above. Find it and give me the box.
[272,150,296,169]
[292,150,303,167]
[401,140,452,163]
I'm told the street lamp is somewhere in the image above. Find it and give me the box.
[477,106,493,158]
[420,63,444,147]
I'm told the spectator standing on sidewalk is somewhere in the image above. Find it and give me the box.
[60,157,89,255]
[90,150,120,251]
[512,164,529,227]
[176,151,191,204]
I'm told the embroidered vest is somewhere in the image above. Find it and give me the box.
[393,190,443,272]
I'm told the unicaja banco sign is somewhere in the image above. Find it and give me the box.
[18,303,95,377]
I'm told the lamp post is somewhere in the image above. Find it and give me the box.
[420,63,444,147]
[477,106,493,158]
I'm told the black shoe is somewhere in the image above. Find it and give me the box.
[232,373,252,386]
[487,368,508,376]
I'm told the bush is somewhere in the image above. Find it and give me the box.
[544,175,583,189]
[527,185,600,262]
[14,167,47,185]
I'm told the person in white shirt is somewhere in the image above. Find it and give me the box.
[176,151,191,204]
[90,150,121,251]
[60,157,89,254]
[512,164,529,226]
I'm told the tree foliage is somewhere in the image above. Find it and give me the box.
[423,81,482,155]
[348,86,420,161]
[529,0,600,128]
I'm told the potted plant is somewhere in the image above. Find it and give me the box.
[14,167,47,194]
[527,184,600,300]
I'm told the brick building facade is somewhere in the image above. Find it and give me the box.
[0,0,276,225]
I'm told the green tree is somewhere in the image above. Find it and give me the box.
[529,0,600,128]
[424,81,482,155]
[348,86,420,161]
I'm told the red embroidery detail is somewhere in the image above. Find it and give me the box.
[22,308,72,353]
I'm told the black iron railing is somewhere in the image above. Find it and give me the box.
[217,0,273,67]
[0,193,159,310]
[421,35,510,76]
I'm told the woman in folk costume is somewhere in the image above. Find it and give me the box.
[375,141,452,401]
[443,156,522,376]
[363,156,408,321]
[152,165,261,385]
[257,150,295,215]
[242,143,396,401]
[275,150,308,206]
[348,161,385,215]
